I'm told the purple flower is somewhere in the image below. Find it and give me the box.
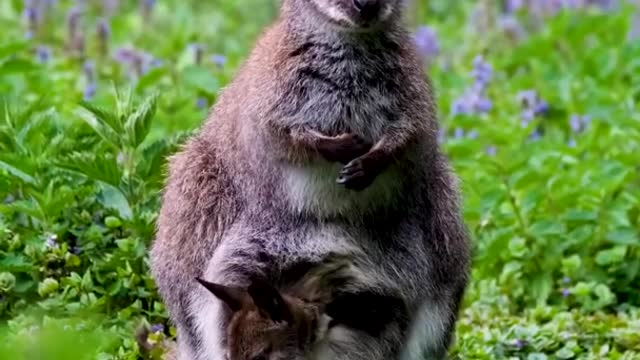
[70,246,82,255]
[413,26,439,60]
[569,114,591,133]
[498,16,527,42]
[150,323,164,333]
[454,127,465,139]
[529,129,542,141]
[45,233,58,249]
[67,7,82,43]
[211,54,226,68]
[83,60,95,83]
[504,0,525,13]
[471,56,492,89]
[103,0,120,17]
[512,339,526,349]
[562,288,571,297]
[196,97,208,109]
[114,47,160,78]
[140,0,156,21]
[83,82,97,101]
[467,130,479,140]
[517,90,548,126]
[486,145,497,156]
[97,18,111,56]
[35,46,51,63]
[437,128,446,144]
[452,56,493,116]
[562,276,571,284]
[189,44,204,65]
[23,5,40,39]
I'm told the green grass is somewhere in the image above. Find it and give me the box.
[1,0,639,359]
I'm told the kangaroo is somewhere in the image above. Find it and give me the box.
[150,0,471,359]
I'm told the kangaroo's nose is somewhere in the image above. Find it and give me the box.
[352,0,381,17]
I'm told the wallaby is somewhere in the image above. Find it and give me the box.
[195,277,330,360]
[151,0,471,359]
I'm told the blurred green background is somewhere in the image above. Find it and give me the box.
[1,0,639,358]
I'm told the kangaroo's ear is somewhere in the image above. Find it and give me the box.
[196,278,247,312]
[247,279,293,324]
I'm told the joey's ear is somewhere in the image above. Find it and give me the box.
[247,279,293,324]
[195,278,247,312]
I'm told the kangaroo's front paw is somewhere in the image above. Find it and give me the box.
[336,156,379,191]
[317,133,372,164]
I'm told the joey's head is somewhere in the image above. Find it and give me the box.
[196,278,328,360]
[295,0,404,30]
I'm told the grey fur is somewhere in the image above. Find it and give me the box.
[150,0,470,359]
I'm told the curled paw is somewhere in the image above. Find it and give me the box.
[336,158,377,191]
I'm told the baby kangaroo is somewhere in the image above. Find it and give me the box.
[196,277,329,360]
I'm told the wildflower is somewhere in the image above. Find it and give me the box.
[569,114,591,133]
[97,18,111,56]
[451,56,493,116]
[498,16,527,42]
[35,45,52,63]
[196,97,208,109]
[503,0,525,13]
[67,7,82,43]
[512,339,526,349]
[437,128,446,144]
[140,0,156,22]
[211,54,226,68]
[467,130,479,140]
[517,90,548,127]
[486,145,497,156]
[562,276,571,284]
[83,82,97,101]
[562,288,571,297]
[114,47,159,78]
[23,3,40,39]
[413,25,439,61]
[528,128,542,141]
[454,127,465,139]
[45,233,58,249]
[189,43,204,65]
[150,323,164,333]
[103,0,119,17]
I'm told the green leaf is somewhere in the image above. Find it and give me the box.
[595,246,627,266]
[0,58,38,76]
[181,65,220,94]
[55,152,123,188]
[96,183,133,220]
[125,93,158,148]
[605,229,639,246]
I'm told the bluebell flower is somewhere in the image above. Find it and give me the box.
[83,82,97,101]
[35,46,52,63]
[211,54,226,68]
[150,323,164,333]
[413,25,439,60]
[196,97,208,109]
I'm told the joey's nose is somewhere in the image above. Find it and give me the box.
[352,0,381,17]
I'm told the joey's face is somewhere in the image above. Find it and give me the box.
[196,278,328,360]
[307,0,402,29]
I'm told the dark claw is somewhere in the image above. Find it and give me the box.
[336,158,376,191]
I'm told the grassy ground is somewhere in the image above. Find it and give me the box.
[1,0,639,359]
